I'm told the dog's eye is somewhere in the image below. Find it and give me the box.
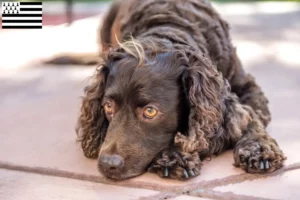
[143,107,158,119]
[104,102,113,114]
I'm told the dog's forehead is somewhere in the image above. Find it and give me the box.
[105,60,179,102]
[108,65,167,90]
[108,57,170,83]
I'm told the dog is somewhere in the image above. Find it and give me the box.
[46,0,286,180]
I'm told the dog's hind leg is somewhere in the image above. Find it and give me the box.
[227,50,271,127]
[222,94,286,174]
[44,52,101,65]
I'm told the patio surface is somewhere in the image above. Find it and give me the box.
[0,2,300,200]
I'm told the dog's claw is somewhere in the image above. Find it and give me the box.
[249,162,253,168]
[163,168,169,177]
[183,169,189,179]
[189,169,196,177]
[265,160,270,169]
[260,160,264,169]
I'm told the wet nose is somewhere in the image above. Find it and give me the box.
[99,154,124,170]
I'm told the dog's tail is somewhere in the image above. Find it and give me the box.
[44,52,101,65]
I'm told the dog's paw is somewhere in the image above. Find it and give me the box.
[148,150,202,180]
[234,138,286,173]
[158,165,201,180]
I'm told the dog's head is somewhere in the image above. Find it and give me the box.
[76,38,224,180]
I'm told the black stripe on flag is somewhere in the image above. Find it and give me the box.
[20,8,42,11]
[2,26,42,29]
[2,20,42,23]
[2,14,42,17]
[20,2,42,6]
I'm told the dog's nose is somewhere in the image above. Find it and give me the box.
[99,154,124,170]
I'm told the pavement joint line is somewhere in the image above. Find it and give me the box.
[1,161,300,196]
[0,161,177,192]
[177,162,300,193]
[135,187,278,200]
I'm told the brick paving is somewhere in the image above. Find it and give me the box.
[0,2,300,200]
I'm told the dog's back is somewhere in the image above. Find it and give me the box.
[46,0,232,76]
[101,0,234,79]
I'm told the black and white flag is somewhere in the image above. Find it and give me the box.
[1,2,42,29]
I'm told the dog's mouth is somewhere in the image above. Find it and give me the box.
[98,166,145,180]
[103,171,142,180]
[97,159,148,180]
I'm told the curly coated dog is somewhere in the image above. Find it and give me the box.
[48,0,286,180]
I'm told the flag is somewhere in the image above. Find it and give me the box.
[1,2,42,29]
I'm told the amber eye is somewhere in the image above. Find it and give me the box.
[143,107,158,119]
[104,102,113,113]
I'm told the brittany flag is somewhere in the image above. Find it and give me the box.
[1,2,42,29]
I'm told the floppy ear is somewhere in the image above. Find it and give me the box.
[175,54,224,156]
[76,65,110,158]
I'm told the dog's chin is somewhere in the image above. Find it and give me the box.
[98,167,145,181]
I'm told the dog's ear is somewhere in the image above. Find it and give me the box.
[177,54,224,154]
[76,65,110,158]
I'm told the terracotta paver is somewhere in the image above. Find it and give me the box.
[172,196,212,200]
[0,2,300,200]
[0,169,159,200]
[214,169,300,200]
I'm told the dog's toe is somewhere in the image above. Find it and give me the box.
[149,162,201,180]
[234,139,286,173]
[148,149,202,180]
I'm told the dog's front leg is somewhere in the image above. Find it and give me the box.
[223,94,286,173]
[148,132,203,180]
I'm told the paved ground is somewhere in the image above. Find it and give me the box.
[0,2,300,200]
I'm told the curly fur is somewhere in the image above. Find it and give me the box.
[76,66,109,158]
[74,0,286,180]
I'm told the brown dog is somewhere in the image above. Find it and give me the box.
[47,0,286,180]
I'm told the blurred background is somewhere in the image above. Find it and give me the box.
[0,0,299,69]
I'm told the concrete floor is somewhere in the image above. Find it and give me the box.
[0,2,300,200]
